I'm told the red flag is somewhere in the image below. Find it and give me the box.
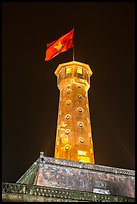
[45,29,74,61]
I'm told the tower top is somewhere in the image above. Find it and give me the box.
[55,61,93,77]
[55,61,93,91]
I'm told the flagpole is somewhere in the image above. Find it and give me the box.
[73,47,75,61]
[73,28,75,61]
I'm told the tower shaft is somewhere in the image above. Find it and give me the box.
[54,61,95,164]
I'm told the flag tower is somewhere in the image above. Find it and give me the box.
[2,29,135,203]
[54,61,95,164]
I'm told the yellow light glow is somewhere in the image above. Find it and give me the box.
[77,67,83,74]
[79,156,90,163]
[66,67,72,74]
[78,150,86,156]
[61,136,68,144]
[90,148,93,153]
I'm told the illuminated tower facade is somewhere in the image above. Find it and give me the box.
[2,61,135,203]
[54,61,95,164]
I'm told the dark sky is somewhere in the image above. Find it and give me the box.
[2,2,135,183]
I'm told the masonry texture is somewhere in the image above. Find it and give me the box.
[18,155,135,198]
[2,155,135,202]
[54,61,95,164]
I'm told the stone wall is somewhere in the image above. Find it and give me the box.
[2,182,134,202]
[34,157,135,198]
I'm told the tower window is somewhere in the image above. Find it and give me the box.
[79,137,84,143]
[77,94,82,99]
[78,107,83,113]
[77,67,83,74]
[65,129,71,134]
[66,100,71,105]
[66,67,72,74]
[66,89,71,94]
[64,144,71,150]
[67,85,71,88]
[78,121,84,128]
[65,114,71,120]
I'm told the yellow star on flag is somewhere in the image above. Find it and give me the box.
[54,41,64,51]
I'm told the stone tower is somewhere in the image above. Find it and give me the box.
[2,60,135,202]
[54,61,95,164]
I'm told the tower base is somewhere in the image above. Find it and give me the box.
[2,153,135,202]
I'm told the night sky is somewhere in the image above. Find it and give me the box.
[2,2,135,183]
